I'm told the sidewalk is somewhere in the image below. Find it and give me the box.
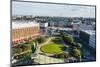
[33,54,64,64]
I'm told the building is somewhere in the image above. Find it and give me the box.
[39,21,48,35]
[79,30,96,49]
[71,20,82,30]
[79,23,94,30]
[12,20,41,44]
[12,20,40,64]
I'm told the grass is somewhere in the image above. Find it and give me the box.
[40,43,64,54]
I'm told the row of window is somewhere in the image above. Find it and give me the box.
[12,27,39,39]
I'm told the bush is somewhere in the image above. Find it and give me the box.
[61,32,74,43]
[71,42,82,49]
[35,37,45,44]
[71,48,82,61]
[51,37,61,43]
[54,52,69,58]
[45,35,49,38]
[61,46,67,51]
[73,49,81,57]
[76,43,82,49]
[61,32,69,37]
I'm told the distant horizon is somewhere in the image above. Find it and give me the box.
[12,15,95,18]
[12,1,96,18]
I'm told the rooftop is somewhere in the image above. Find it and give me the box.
[81,30,95,35]
[12,20,39,29]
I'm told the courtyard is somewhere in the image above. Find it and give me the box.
[12,31,95,65]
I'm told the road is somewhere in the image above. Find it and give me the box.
[36,37,54,54]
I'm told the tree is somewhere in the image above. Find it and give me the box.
[72,42,76,46]
[76,43,82,49]
[73,49,81,56]
[71,42,82,49]
[63,52,69,58]
[71,48,82,61]
[64,35,74,44]
[61,46,67,51]
[35,37,45,44]
[31,42,37,53]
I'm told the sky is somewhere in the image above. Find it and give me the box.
[12,1,96,18]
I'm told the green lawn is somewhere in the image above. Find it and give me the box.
[40,43,64,54]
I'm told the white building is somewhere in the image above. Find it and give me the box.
[39,22,48,28]
[71,20,82,30]
[39,22,48,34]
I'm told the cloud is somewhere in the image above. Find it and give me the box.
[12,1,95,18]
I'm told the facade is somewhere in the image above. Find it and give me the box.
[12,21,40,43]
[79,30,96,49]
[39,22,48,34]
[12,21,40,64]
[71,20,82,30]
[79,23,94,30]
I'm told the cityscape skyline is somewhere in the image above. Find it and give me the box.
[12,1,96,66]
[12,1,95,18]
